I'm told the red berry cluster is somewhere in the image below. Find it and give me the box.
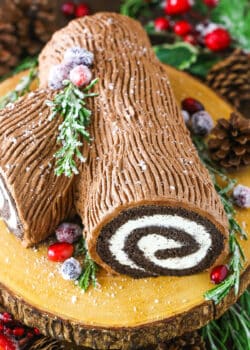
[62,1,90,18]
[0,311,40,349]
[154,0,231,51]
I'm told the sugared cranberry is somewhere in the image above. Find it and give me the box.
[0,334,17,350]
[64,47,94,67]
[56,223,82,244]
[75,3,90,18]
[203,0,219,7]
[69,65,92,87]
[61,1,75,17]
[4,328,12,336]
[154,17,170,31]
[60,257,82,280]
[165,0,192,15]
[233,185,250,208]
[205,28,231,51]
[174,20,192,36]
[181,97,204,115]
[210,265,229,284]
[48,64,71,90]
[181,110,190,124]
[48,242,74,262]
[12,327,25,337]
[183,34,197,45]
[191,111,213,136]
[1,313,12,323]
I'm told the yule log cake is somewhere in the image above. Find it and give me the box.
[0,12,229,278]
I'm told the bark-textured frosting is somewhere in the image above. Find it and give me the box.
[39,13,229,277]
[0,90,75,246]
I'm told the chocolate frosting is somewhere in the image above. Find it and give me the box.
[39,13,229,275]
[0,90,75,246]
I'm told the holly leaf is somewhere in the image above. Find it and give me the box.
[192,0,209,16]
[154,42,198,70]
[120,0,151,18]
[211,0,250,51]
[188,52,221,79]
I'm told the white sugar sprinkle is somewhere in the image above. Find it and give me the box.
[71,295,77,304]
[138,160,147,171]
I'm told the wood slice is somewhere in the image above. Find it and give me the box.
[0,66,249,350]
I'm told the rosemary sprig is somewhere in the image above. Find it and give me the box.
[46,78,98,177]
[0,67,37,110]
[202,288,250,350]
[192,136,247,304]
[75,237,99,292]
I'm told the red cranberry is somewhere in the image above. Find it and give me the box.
[181,97,205,115]
[183,34,197,45]
[174,20,192,36]
[33,328,40,335]
[0,334,17,350]
[205,28,231,51]
[48,242,74,262]
[154,17,170,31]
[12,327,25,337]
[61,1,75,17]
[27,331,34,338]
[203,0,219,7]
[75,3,90,18]
[165,0,192,15]
[210,265,229,284]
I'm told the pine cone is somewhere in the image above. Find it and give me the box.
[206,50,250,117]
[208,113,250,171]
[0,22,21,76]
[0,0,57,76]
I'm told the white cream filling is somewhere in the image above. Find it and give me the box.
[0,177,18,230]
[109,214,212,271]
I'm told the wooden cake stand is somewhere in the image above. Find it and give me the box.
[0,66,249,350]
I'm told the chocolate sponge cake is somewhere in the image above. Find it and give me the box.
[39,13,229,277]
[0,90,75,246]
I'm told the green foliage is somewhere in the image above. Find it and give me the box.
[193,136,247,305]
[211,0,250,51]
[0,56,38,83]
[154,42,198,70]
[203,289,250,350]
[188,52,220,78]
[120,0,159,18]
[0,67,37,110]
[46,78,98,177]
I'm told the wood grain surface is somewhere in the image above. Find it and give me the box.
[0,66,249,349]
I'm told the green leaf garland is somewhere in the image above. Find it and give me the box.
[203,289,250,350]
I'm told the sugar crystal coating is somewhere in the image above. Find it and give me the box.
[60,257,82,280]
